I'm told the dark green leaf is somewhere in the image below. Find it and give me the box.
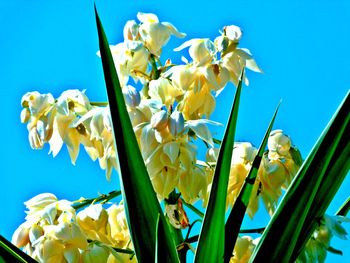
[250,91,350,262]
[336,197,350,216]
[224,103,280,263]
[194,71,243,263]
[0,235,37,263]
[94,7,178,262]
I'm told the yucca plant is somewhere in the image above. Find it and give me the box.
[3,6,349,263]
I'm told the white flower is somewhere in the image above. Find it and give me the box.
[137,12,186,56]
[268,129,291,157]
[122,85,141,108]
[148,77,183,107]
[175,38,216,66]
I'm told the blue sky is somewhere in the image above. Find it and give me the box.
[1,0,349,261]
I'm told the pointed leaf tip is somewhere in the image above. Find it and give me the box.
[224,103,279,263]
[195,74,243,263]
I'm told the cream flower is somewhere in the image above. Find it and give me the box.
[80,243,110,263]
[297,215,349,263]
[175,38,216,66]
[230,236,259,263]
[221,48,262,86]
[106,204,131,248]
[55,89,91,116]
[123,20,140,41]
[122,85,141,108]
[137,12,186,56]
[76,204,109,243]
[111,41,150,85]
[21,91,55,149]
[268,129,291,158]
[74,106,119,180]
[148,77,183,107]
[13,193,88,263]
[178,165,207,204]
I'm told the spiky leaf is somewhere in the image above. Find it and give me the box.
[224,103,280,263]
[194,72,243,263]
[250,91,350,262]
[94,7,178,262]
[0,235,37,263]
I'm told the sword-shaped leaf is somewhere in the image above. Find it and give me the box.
[224,103,280,263]
[250,91,350,262]
[194,72,243,263]
[0,235,38,263]
[94,7,178,262]
[291,92,350,260]
[155,214,173,263]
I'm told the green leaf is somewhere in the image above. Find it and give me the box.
[94,7,178,263]
[155,214,173,263]
[194,71,243,263]
[336,197,350,216]
[250,91,350,262]
[224,102,280,263]
[0,235,38,263]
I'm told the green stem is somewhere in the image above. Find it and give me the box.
[180,198,204,218]
[72,190,122,210]
[150,54,160,79]
[90,101,109,106]
[112,247,135,255]
[239,227,265,234]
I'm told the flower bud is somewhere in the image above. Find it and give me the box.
[224,25,242,42]
[12,222,30,248]
[169,110,185,136]
[122,85,141,108]
[268,130,291,156]
[20,108,31,123]
[150,110,168,131]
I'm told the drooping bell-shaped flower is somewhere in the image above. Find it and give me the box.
[137,12,186,56]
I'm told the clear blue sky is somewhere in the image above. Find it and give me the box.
[1,0,349,262]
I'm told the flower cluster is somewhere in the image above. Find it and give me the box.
[17,11,348,263]
[20,12,262,204]
[12,193,135,263]
[202,130,302,218]
[21,90,119,180]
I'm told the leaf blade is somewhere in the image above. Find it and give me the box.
[94,7,178,262]
[194,71,243,263]
[224,102,280,263]
[0,235,38,263]
[250,91,350,262]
